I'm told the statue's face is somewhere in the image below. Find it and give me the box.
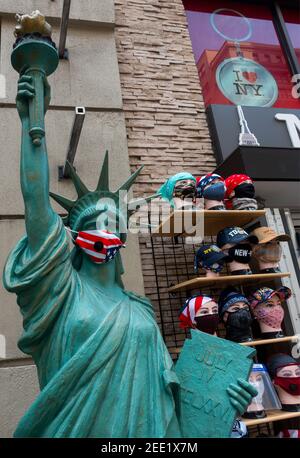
[80,201,127,243]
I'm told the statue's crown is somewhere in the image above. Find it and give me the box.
[50,152,148,233]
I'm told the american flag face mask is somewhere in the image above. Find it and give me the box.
[73,229,125,264]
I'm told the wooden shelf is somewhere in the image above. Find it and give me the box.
[243,410,300,426]
[241,335,299,347]
[168,272,291,292]
[151,209,266,237]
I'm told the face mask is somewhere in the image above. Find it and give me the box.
[205,262,224,273]
[203,182,225,201]
[274,376,300,396]
[232,197,258,211]
[253,243,282,263]
[234,183,255,199]
[174,181,195,199]
[254,304,284,329]
[75,229,125,264]
[225,308,253,342]
[194,314,219,335]
[227,243,252,264]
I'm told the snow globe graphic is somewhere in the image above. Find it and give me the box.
[210,8,278,107]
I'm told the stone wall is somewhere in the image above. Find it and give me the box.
[115,0,216,348]
[115,0,216,196]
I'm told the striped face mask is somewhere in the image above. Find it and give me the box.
[74,229,125,264]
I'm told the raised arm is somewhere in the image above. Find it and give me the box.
[17,74,56,253]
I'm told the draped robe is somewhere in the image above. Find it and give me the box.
[3,215,181,437]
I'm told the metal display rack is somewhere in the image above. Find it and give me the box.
[144,207,300,437]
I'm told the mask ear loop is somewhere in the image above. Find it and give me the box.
[65,227,79,243]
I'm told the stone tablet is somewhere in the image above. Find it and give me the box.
[175,329,255,438]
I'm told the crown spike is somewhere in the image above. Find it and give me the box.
[96,150,109,191]
[117,165,144,193]
[49,192,75,212]
[66,161,89,197]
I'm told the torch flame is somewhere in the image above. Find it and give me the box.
[14,10,52,38]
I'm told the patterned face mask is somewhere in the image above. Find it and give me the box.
[74,229,125,264]
[253,243,282,263]
[254,304,284,329]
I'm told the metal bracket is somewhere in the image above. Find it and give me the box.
[59,0,71,59]
[58,106,85,180]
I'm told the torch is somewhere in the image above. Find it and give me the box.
[11,11,59,146]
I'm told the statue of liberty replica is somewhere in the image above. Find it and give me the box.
[3,12,255,438]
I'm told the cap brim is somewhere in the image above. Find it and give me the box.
[271,286,292,302]
[258,234,291,244]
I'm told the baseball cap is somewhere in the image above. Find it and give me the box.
[249,286,291,310]
[250,227,290,244]
[267,353,299,378]
[217,226,250,248]
[194,244,226,272]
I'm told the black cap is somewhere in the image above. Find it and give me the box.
[217,226,249,248]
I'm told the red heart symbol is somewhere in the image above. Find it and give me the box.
[242,71,257,83]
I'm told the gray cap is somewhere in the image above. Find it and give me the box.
[267,353,299,378]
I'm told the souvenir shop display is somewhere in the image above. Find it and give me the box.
[242,364,281,420]
[196,173,226,210]
[157,172,196,209]
[179,295,219,335]
[249,287,291,339]
[155,169,299,436]
[218,287,253,343]
[217,226,253,275]
[224,174,258,211]
[194,244,226,278]
[267,354,300,412]
[250,227,291,274]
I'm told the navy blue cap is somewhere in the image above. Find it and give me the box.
[218,287,249,317]
[194,244,226,272]
[267,353,299,378]
[217,226,250,248]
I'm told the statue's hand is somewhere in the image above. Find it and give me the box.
[16,74,51,121]
[16,74,35,121]
[226,378,258,416]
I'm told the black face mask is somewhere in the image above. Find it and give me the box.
[194,314,219,335]
[174,184,195,199]
[225,308,253,343]
[227,243,252,264]
[234,183,255,199]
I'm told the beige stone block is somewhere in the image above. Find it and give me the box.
[0,364,39,438]
[1,19,122,109]
[0,108,136,214]
[0,0,114,24]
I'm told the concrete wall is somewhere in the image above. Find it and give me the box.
[0,0,144,437]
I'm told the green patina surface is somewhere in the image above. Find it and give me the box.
[175,330,255,438]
